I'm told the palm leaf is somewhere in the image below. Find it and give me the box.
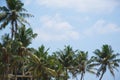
[113,63,119,67]
[0,17,10,29]
[45,67,57,77]
[108,64,115,77]
[18,16,30,25]
[87,69,96,74]
[0,13,8,22]
[6,0,16,10]
[0,6,9,11]
[110,53,120,60]
[113,59,120,63]
[19,13,34,17]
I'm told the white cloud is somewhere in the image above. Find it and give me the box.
[83,19,120,36]
[36,0,119,12]
[34,14,80,41]
[24,0,33,5]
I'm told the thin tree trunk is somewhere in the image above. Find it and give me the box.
[7,64,10,80]
[3,69,5,80]
[14,66,17,80]
[80,72,84,80]
[65,68,67,80]
[15,21,17,38]
[99,71,105,80]
[15,21,17,33]
[11,21,14,39]
[6,54,10,80]
[57,73,60,80]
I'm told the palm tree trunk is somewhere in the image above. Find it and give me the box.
[15,21,17,33]
[6,55,10,80]
[65,68,67,80]
[7,64,10,80]
[2,68,5,80]
[57,73,60,80]
[15,21,17,38]
[99,71,105,80]
[80,72,83,80]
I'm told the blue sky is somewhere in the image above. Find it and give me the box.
[23,0,120,54]
[25,0,120,80]
[0,0,120,80]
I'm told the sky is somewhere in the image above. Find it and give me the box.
[0,0,120,80]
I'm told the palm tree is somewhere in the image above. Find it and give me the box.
[0,34,13,80]
[93,44,120,80]
[0,0,33,38]
[0,25,37,80]
[0,34,25,80]
[54,45,75,80]
[0,43,6,80]
[50,53,65,80]
[72,51,95,80]
[11,26,37,79]
[27,45,57,80]
[15,25,37,47]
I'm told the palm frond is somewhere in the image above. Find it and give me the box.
[108,64,115,77]
[0,6,9,11]
[6,0,16,10]
[113,63,119,67]
[110,53,120,60]
[0,17,10,29]
[0,13,8,22]
[19,13,34,17]
[88,63,100,68]
[112,66,119,72]
[29,53,40,64]
[45,67,57,77]
[20,8,28,12]
[15,0,24,11]
[87,69,96,74]
[18,16,30,25]
[113,59,120,63]
[94,49,101,57]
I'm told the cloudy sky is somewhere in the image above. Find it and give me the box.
[25,0,120,80]
[1,0,120,80]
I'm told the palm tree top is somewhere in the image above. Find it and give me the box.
[93,44,120,80]
[0,0,33,38]
[94,45,114,59]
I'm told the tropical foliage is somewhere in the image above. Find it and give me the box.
[0,0,33,38]
[92,45,120,80]
[0,0,120,80]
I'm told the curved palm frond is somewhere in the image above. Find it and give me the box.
[92,44,120,80]
[0,0,33,38]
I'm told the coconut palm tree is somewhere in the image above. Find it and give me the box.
[0,34,13,80]
[50,53,65,80]
[11,26,37,79]
[0,34,24,80]
[93,44,120,80]
[0,25,37,80]
[71,51,95,80]
[0,0,33,38]
[15,25,37,47]
[0,43,6,80]
[54,45,75,80]
[27,45,57,80]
